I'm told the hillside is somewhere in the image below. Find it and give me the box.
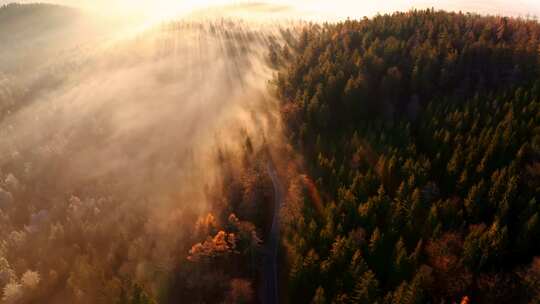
[1,4,540,303]
[0,5,282,303]
[274,9,540,303]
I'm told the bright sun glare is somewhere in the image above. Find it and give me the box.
[71,0,540,24]
[10,0,540,23]
[93,0,238,21]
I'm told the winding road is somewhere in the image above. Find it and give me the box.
[263,161,283,304]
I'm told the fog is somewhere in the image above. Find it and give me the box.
[0,4,289,302]
[2,0,540,20]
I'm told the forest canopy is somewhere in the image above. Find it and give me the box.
[273,9,540,304]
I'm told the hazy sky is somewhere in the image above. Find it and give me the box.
[2,0,540,21]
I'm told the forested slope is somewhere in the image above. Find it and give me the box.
[274,10,540,303]
[0,5,281,303]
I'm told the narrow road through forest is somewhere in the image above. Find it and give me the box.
[263,161,282,304]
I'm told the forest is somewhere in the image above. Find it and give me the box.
[273,9,540,304]
[1,3,540,304]
[0,4,282,303]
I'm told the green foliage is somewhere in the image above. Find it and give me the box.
[276,9,540,303]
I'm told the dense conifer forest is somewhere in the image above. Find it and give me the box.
[273,9,540,303]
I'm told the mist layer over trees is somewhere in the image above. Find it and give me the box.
[0,4,290,303]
